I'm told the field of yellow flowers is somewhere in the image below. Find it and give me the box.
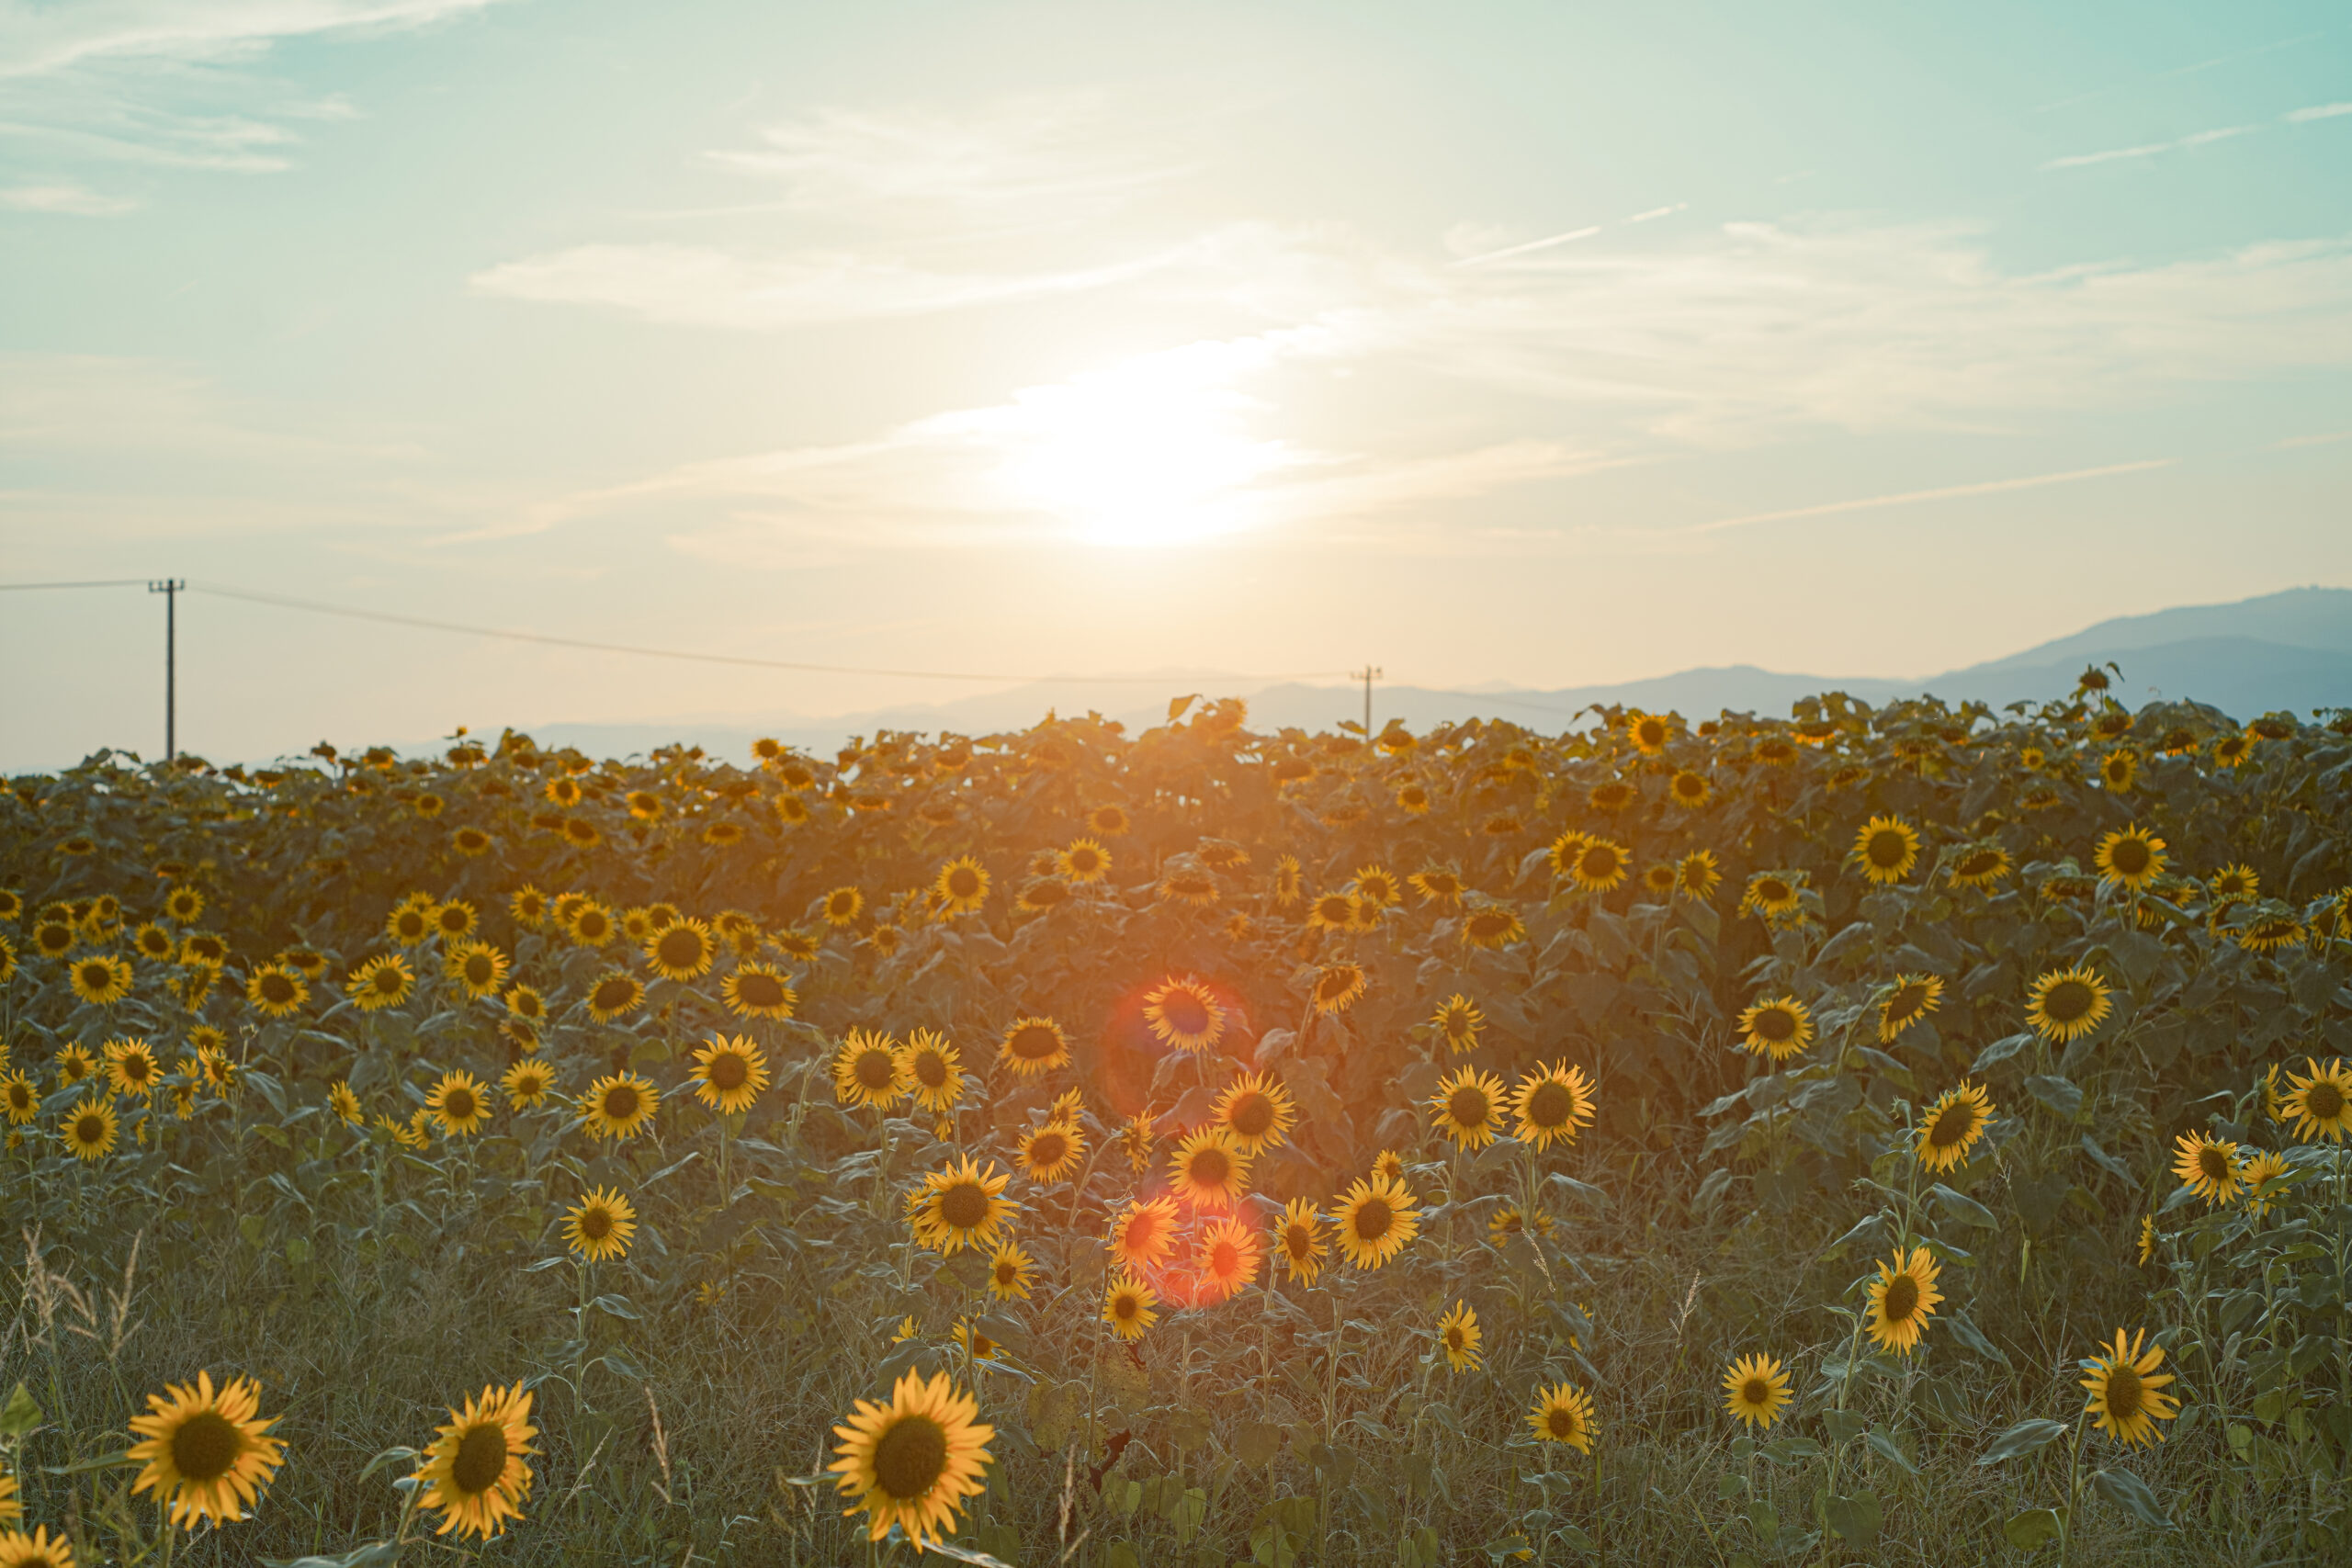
[0,673,2347,1566]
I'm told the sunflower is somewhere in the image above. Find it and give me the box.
[2099,749,2138,792]
[277,946,327,980]
[1430,1067,1508,1149]
[634,917,709,983]
[565,901,616,947]
[125,1370,286,1528]
[1086,804,1132,837]
[1259,852,1301,910]
[2280,1057,2352,1142]
[492,985,544,1029]
[1527,1382,1596,1451]
[1668,769,1713,809]
[243,964,308,1018]
[1332,1174,1419,1269]
[2025,965,2112,1044]
[996,1016,1070,1078]
[1916,1082,1994,1172]
[1510,1061,1597,1150]
[864,923,905,957]
[2,1072,35,1125]
[56,1043,96,1086]
[1721,1354,1791,1429]
[60,1094,118,1159]
[1625,710,1671,755]
[1047,839,1112,886]
[0,1527,74,1568]
[2233,908,2305,953]
[1310,962,1366,1016]
[700,963,792,1027]
[1212,1071,1297,1156]
[1102,1273,1158,1341]
[1460,904,1526,949]
[1271,1198,1329,1284]
[578,1072,659,1141]
[1742,872,1803,920]
[1396,783,1431,814]
[1671,850,1721,902]
[1878,975,1943,1042]
[818,1029,901,1109]
[1946,842,2011,890]
[386,901,436,947]
[2242,1149,2294,1218]
[2137,1215,2157,1266]
[1408,868,1465,908]
[1194,1216,1266,1304]
[1863,1247,1943,1355]
[31,921,75,961]
[1306,892,1360,934]
[928,855,990,919]
[896,1029,963,1115]
[506,886,548,928]
[162,886,204,923]
[1015,1122,1084,1182]
[2079,1329,2179,1447]
[2171,1132,2243,1205]
[499,1059,552,1111]
[1107,1196,1179,1272]
[986,1241,1035,1302]
[68,955,132,1007]
[104,1038,163,1097]
[1430,993,1485,1055]
[1169,1126,1251,1212]
[415,1382,538,1541]
[439,942,504,1001]
[347,954,413,1012]
[1847,814,1919,885]
[1436,1301,1483,1371]
[908,1156,1013,1255]
[1736,996,1815,1062]
[686,1035,769,1116]
[1142,976,1226,1054]
[769,927,821,962]
[2094,826,2166,891]
[563,1186,637,1262]
[131,922,175,961]
[578,974,648,1027]
[1120,1109,1157,1174]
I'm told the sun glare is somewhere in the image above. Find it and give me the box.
[974,342,1301,547]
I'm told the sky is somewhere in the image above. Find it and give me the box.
[3,0,2350,769]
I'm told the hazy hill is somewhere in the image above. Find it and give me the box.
[512,585,2351,760]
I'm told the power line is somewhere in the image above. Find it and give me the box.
[0,578,154,591]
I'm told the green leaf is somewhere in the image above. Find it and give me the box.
[1820,1409,1866,1442]
[1758,1436,1822,1465]
[911,1539,1020,1568]
[42,1448,134,1476]
[590,1293,640,1320]
[2022,1075,2084,1121]
[1824,1491,1882,1545]
[355,1445,418,1482]
[2004,1507,2064,1550]
[1978,1418,2068,1464]
[2091,1466,2176,1529]
[262,1545,404,1568]
[1863,1429,1919,1475]
[1929,1183,1998,1229]
[1235,1420,1284,1466]
[0,1383,43,1439]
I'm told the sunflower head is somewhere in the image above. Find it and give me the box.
[995,1016,1069,1078]
[2026,965,2112,1044]
[1510,1061,1597,1150]
[1102,1273,1158,1341]
[126,1370,287,1528]
[1916,1082,1994,1172]
[835,1029,908,1108]
[1863,1247,1943,1355]
[1214,1070,1297,1155]
[1722,1354,1791,1429]
[416,1382,539,1540]
[1168,1126,1251,1211]
[2079,1328,2179,1447]
[1430,1067,1507,1149]
[1878,974,1943,1042]
[1142,976,1226,1054]
[1527,1382,1596,1451]
[1332,1174,1420,1270]
[1736,995,1815,1062]
[691,1034,771,1114]
[564,1186,638,1262]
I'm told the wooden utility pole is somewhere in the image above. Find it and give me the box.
[1351,665,1382,735]
[148,580,185,760]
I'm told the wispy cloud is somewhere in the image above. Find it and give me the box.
[1450,202,1684,266]
[2288,101,2352,123]
[2043,123,2256,169]
[0,1,500,78]
[2272,428,2352,449]
[1678,459,2176,536]
[0,179,135,215]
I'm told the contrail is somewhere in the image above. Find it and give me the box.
[1450,226,1600,266]
[1682,458,2177,536]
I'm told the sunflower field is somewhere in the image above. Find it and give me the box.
[2,676,2350,1566]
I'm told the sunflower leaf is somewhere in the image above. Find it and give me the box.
[2003,1507,2064,1549]
[1929,1184,1998,1230]
[2023,1075,2084,1122]
[42,1448,134,1475]
[0,1383,42,1438]
[354,1445,418,1481]
[2091,1466,2176,1529]
[1863,1429,1919,1475]
[1977,1418,2068,1464]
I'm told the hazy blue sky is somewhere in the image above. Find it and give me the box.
[4,1,2349,767]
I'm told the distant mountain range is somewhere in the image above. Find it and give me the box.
[514,586,2352,760]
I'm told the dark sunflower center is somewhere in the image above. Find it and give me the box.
[1580,848,1618,878]
[465,957,492,985]
[1526,1082,1574,1128]
[1319,971,1355,999]
[1742,1377,1771,1406]
[1353,1199,1393,1241]
[2308,1082,2346,1120]
[2199,1147,2229,1181]
[994,1260,1018,1285]
[854,1050,896,1089]
[595,981,634,1010]
[1230,1096,1273,1138]
[2043,980,2094,1022]
[940,1182,989,1230]
[1160,992,1211,1034]
[1189,1147,1231,1186]
[1029,1133,1068,1168]
[1070,851,1100,874]
[2105,1365,2143,1418]
[1446,1326,1465,1349]
[604,1086,640,1120]
[661,931,703,967]
[1010,1026,1058,1060]
[1637,721,1665,746]
[169,1409,243,1483]
[1211,1242,1239,1275]
[948,869,980,897]
[1758,880,1791,904]
[1318,898,1351,921]
[125,1057,153,1083]
[1889,988,1927,1022]
[398,914,425,938]
[1927,1105,1973,1148]
[81,964,110,987]
[1960,852,1998,876]
[1284,1225,1311,1258]
[74,1113,105,1143]
[914,1053,948,1089]
[1755,1010,1796,1043]
[708,1054,749,1091]
[2111,840,2150,874]
[1883,1275,1920,1322]
[580,1207,613,1240]
[1869,831,1908,867]
[1125,1215,1160,1251]
[1448,1088,1489,1127]
[1113,1294,1138,1321]
[263,974,296,1003]
[1547,1408,1577,1438]
[451,1422,509,1495]
[444,1089,476,1120]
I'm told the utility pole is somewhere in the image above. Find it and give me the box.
[148,580,185,761]
[1351,665,1382,735]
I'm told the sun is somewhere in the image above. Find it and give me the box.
[981,342,1300,547]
